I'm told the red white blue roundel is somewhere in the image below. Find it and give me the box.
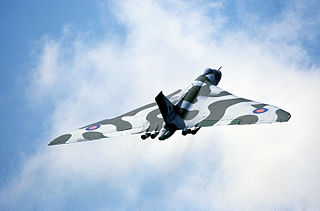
[253,108,268,114]
[86,124,100,131]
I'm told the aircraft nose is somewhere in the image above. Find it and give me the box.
[48,134,72,146]
[276,109,291,122]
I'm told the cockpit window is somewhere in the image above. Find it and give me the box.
[202,68,213,75]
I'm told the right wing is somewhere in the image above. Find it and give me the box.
[178,81,291,129]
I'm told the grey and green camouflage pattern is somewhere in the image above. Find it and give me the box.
[49,68,291,145]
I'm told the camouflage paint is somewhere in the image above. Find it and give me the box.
[49,68,290,145]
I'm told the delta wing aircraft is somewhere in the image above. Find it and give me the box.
[49,67,291,145]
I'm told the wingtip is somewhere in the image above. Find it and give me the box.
[48,134,72,146]
[276,109,291,122]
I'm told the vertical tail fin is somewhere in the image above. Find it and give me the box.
[155,92,185,129]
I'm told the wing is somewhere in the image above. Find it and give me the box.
[179,80,291,129]
[48,89,187,145]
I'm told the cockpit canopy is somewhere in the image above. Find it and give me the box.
[202,68,222,85]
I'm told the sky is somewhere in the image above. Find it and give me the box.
[0,0,320,210]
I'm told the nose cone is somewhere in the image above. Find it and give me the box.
[48,134,72,146]
[276,109,291,122]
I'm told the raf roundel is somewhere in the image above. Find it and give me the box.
[253,108,268,114]
[86,124,100,131]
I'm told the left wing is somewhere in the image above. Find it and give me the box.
[48,89,185,145]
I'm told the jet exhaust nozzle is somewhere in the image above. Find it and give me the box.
[182,127,201,136]
[150,131,159,139]
[141,133,150,140]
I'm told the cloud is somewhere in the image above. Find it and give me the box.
[1,0,320,210]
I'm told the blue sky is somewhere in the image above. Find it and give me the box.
[1,0,101,183]
[1,0,320,210]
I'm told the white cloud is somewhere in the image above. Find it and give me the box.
[1,0,320,210]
